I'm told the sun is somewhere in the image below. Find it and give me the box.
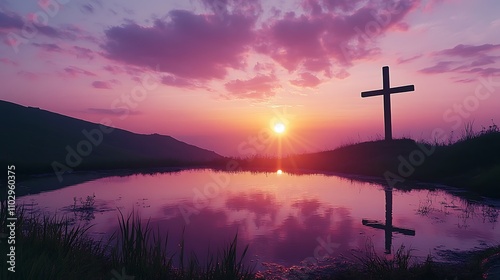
[273,122,286,134]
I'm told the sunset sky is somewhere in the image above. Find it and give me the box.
[1,0,500,156]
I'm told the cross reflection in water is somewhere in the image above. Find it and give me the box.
[362,187,416,254]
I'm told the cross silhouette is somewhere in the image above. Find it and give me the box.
[361,66,415,141]
[362,187,415,254]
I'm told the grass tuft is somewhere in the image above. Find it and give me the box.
[0,202,255,279]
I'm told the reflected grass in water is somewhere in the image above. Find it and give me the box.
[0,201,108,279]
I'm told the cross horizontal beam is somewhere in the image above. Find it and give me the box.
[362,219,416,236]
[361,85,415,98]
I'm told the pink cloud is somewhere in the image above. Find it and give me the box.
[32,43,63,52]
[97,0,438,95]
[438,44,500,57]
[0,11,99,44]
[0,57,17,66]
[421,43,500,77]
[392,22,410,31]
[453,78,476,84]
[63,24,100,44]
[80,4,95,14]
[17,71,39,80]
[161,75,197,88]
[31,43,95,60]
[225,74,279,99]
[397,54,423,64]
[103,10,256,80]
[92,81,112,89]
[254,62,276,73]
[290,72,322,88]
[73,46,95,60]
[0,10,73,39]
[64,66,96,77]
[110,79,121,85]
[469,55,496,67]
[103,65,125,75]
[256,0,421,74]
[465,67,500,76]
[201,0,262,18]
[419,61,454,74]
[317,0,365,13]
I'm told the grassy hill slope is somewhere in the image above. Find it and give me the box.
[0,100,222,175]
[239,132,500,197]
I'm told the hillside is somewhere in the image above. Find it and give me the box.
[238,133,500,198]
[0,100,223,175]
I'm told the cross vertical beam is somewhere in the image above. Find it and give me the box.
[383,66,392,141]
[362,187,416,254]
[384,187,393,253]
[361,66,415,141]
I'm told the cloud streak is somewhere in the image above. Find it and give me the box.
[63,66,96,78]
[420,43,500,79]
[92,80,112,89]
[437,44,500,57]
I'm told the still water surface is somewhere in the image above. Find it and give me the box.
[18,169,500,270]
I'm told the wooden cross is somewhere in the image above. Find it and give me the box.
[362,187,415,254]
[361,66,415,141]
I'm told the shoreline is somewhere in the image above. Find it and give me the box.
[16,164,500,206]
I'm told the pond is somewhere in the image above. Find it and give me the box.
[18,169,500,271]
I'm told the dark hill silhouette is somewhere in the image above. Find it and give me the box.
[0,100,222,175]
[236,133,500,198]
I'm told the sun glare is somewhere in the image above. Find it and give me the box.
[273,122,286,134]
[276,169,283,175]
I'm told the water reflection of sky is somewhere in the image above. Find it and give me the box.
[18,169,500,269]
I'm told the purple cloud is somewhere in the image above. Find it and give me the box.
[103,65,124,75]
[421,43,500,77]
[201,0,262,18]
[64,66,96,77]
[161,75,197,88]
[465,67,500,76]
[32,42,63,52]
[73,46,94,60]
[98,0,439,97]
[32,43,95,61]
[17,71,38,80]
[0,57,18,66]
[438,44,500,57]
[92,81,112,89]
[0,10,24,29]
[419,61,454,74]
[306,0,366,13]
[80,4,95,14]
[453,78,476,84]
[103,10,255,80]
[256,0,420,74]
[0,10,90,41]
